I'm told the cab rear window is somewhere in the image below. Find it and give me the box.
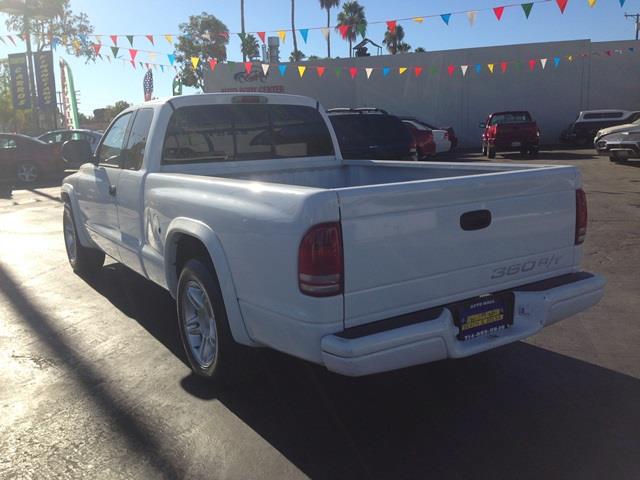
[162,104,334,163]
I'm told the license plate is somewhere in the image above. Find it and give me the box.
[451,294,514,341]
[511,141,522,147]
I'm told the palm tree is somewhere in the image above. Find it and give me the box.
[383,24,407,55]
[319,0,340,58]
[241,34,260,61]
[397,42,411,53]
[336,1,366,58]
[291,0,299,62]
[240,0,246,62]
[289,49,306,62]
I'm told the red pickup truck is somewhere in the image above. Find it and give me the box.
[481,111,540,159]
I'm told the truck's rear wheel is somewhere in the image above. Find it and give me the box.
[63,203,105,276]
[177,258,247,383]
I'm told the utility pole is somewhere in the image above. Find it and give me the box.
[625,13,640,41]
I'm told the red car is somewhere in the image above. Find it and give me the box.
[481,111,540,158]
[0,133,65,185]
[402,120,436,160]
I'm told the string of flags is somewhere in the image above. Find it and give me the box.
[0,0,629,50]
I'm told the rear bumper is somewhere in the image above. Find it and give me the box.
[321,272,605,376]
[489,139,539,151]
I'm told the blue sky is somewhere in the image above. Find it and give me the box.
[1,0,638,114]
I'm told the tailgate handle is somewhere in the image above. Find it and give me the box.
[460,210,492,231]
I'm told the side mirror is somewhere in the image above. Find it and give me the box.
[62,139,94,166]
[479,122,486,129]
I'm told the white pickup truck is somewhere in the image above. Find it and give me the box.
[61,93,605,381]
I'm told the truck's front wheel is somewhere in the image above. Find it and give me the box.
[177,258,246,383]
[63,203,105,276]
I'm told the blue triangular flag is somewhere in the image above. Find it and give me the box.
[554,57,561,67]
[278,64,287,76]
[441,14,452,25]
[160,65,165,72]
[299,29,309,43]
[620,0,626,6]
[167,54,175,65]
[79,33,87,45]
[629,47,635,52]
[475,64,482,73]
[382,67,390,76]
[51,37,59,50]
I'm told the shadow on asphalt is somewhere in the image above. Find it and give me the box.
[68,263,640,479]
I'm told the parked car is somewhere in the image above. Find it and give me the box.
[560,110,640,147]
[481,111,540,158]
[402,120,436,160]
[61,93,604,383]
[38,129,103,166]
[0,133,65,184]
[327,108,417,161]
[594,120,640,163]
[402,117,458,153]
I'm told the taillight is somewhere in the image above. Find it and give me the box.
[444,132,449,140]
[298,222,344,297]
[575,189,588,245]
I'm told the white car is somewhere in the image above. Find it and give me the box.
[61,93,605,382]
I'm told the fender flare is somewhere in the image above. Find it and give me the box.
[164,217,256,347]
[60,184,94,248]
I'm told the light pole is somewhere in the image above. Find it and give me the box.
[625,13,640,41]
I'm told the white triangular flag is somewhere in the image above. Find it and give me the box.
[540,58,548,69]
[467,11,477,26]
[262,63,270,75]
[365,67,373,79]
[461,65,469,76]
[320,28,330,40]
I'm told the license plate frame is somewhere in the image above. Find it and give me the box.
[450,293,515,341]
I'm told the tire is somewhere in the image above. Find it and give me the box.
[487,146,496,159]
[17,162,39,184]
[482,143,487,155]
[177,258,248,383]
[63,203,105,276]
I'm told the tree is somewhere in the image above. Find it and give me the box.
[319,0,340,58]
[291,0,300,62]
[307,55,321,61]
[289,50,306,62]
[92,100,130,125]
[336,1,366,58]
[383,24,409,55]
[4,0,96,61]
[174,13,229,90]
[415,47,426,53]
[241,34,260,61]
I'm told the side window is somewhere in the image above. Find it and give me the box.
[123,109,154,170]
[0,138,17,149]
[97,113,132,166]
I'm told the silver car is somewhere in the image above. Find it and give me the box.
[594,118,640,163]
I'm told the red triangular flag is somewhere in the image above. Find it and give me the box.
[129,48,138,61]
[447,65,455,77]
[339,25,349,39]
[208,58,217,71]
[556,0,568,13]
[130,59,136,69]
[386,20,397,33]
[257,32,266,43]
[316,66,326,77]
[349,67,358,79]
[605,50,612,56]
[244,61,252,74]
[500,61,508,73]
[528,59,536,71]
[146,34,154,45]
[414,66,423,77]
[92,43,102,55]
[493,6,505,20]
[110,35,118,46]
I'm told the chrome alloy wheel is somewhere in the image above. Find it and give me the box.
[17,164,38,183]
[181,280,218,368]
[63,209,77,264]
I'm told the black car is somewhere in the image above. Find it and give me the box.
[327,108,417,161]
[560,110,640,147]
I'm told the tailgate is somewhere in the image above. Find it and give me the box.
[496,123,537,141]
[337,166,579,328]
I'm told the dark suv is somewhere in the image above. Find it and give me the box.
[327,108,417,161]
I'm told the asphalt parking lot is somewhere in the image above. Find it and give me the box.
[1,149,639,480]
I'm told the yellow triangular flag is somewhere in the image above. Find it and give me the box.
[399,67,407,75]
[94,34,102,44]
[298,65,306,77]
[191,57,200,69]
[413,17,424,23]
[487,63,495,73]
[567,55,574,62]
[588,0,597,7]
[165,34,173,45]
[278,30,286,43]
[365,67,373,78]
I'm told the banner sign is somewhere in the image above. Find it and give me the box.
[34,51,56,108]
[8,53,31,110]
